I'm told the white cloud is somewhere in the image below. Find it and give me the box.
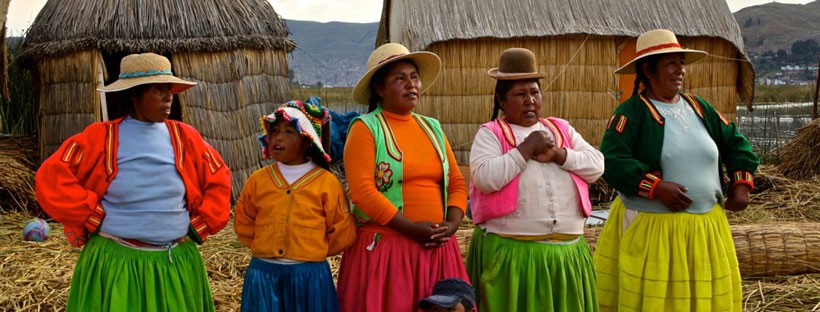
[268,0,382,23]
[6,0,48,36]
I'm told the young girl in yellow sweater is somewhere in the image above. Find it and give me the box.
[235,100,356,312]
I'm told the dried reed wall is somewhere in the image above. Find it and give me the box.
[416,35,743,165]
[36,50,102,161]
[684,37,741,122]
[173,48,291,198]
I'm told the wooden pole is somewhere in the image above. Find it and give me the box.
[813,57,819,120]
[98,61,109,121]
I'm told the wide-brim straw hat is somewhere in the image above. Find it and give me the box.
[352,43,441,105]
[487,48,546,80]
[98,53,197,93]
[615,29,708,74]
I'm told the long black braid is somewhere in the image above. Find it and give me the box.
[491,79,541,120]
[631,54,662,96]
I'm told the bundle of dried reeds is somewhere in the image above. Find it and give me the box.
[0,136,38,213]
[733,222,820,277]
[778,118,820,180]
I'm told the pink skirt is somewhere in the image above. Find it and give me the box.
[336,230,470,312]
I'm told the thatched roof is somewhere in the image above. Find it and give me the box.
[377,0,755,104]
[0,0,9,27]
[17,0,296,64]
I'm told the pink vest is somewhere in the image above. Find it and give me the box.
[469,117,592,224]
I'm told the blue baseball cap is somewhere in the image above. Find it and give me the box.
[418,278,476,310]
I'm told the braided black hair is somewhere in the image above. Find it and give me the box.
[631,54,662,96]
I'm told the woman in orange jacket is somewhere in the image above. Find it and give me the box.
[34,53,232,311]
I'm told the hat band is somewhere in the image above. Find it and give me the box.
[635,43,681,57]
[377,53,407,66]
[119,69,173,79]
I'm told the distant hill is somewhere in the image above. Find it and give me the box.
[734,0,820,55]
[285,20,378,87]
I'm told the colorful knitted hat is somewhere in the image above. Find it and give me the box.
[259,100,332,162]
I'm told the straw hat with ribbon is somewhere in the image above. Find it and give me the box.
[98,53,197,93]
[487,48,546,80]
[352,43,441,105]
[615,29,708,74]
[258,100,332,163]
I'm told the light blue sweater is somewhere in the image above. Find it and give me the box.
[620,97,723,214]
[100,116,189,244]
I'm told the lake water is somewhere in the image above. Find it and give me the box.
[737,102,816,145]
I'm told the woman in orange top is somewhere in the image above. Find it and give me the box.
[336,43,470,312]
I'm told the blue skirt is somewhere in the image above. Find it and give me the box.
[241,257,340,312]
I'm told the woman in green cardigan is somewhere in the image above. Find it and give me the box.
[594,29,759,312]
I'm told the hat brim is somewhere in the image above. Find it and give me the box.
[615,48,708,74]
[486,68,546,80]
[352,51,442,105]
[97,74,197,93]
[418,295,461,309]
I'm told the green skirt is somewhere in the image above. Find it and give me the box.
[466,226,598,312]
[66,235,215,312]
[594,197,742,312]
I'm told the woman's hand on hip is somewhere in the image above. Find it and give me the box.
[655,181,693,212]
[724,184,751,211]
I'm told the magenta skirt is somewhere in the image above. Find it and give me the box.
[336,230,470,312]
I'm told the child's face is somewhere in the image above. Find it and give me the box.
[266,119,311,166]
[430,303,466,312]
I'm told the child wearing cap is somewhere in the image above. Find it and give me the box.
[418,278,476,312]
[234,100,357,312]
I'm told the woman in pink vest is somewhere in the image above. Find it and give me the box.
[466,48,605,311]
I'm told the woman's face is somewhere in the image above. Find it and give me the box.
[644,52,686,102]
[131,83,174,122]
[374,61,422,115]
[499,80,542,127]
[266,119,310,166]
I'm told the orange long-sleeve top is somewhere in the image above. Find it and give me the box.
[344,110,468,235]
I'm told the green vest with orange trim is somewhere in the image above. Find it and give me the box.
[350,107,450,224]
[600,93,759,200]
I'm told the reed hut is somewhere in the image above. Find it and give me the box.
[17,0,297,197]
[377,0,755,165]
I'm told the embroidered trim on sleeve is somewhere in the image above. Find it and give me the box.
[638,173,662,200]
[731,170,754,190]
[615,115,628,133]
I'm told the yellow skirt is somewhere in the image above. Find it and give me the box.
[594,197,741,312]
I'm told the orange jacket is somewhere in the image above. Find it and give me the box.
[234,164,356,261]
[35,117,232,247]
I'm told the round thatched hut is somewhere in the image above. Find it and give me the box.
[377,0,755,167]
[17,0,297,197]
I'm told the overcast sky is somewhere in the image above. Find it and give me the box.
[5,0,815,36]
